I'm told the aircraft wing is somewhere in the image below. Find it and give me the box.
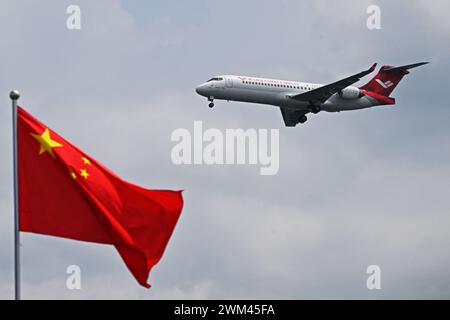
[290,63,377,104]
[280,107,308,127]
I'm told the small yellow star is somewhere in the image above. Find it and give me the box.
[81,157,91,165]
[31,128,63,157]
[80,168,89,179]
[70,172,77,179]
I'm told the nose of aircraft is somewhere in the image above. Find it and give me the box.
[195,83,207,96]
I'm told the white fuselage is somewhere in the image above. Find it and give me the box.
[196,75,379,112]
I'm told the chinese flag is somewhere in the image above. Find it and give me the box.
[17,106,183,288]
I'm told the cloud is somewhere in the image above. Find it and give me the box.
[0,0,449,299]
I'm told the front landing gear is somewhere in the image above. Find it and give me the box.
[208,97,214,108]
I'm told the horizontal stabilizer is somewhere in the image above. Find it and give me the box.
[382,62,429,72]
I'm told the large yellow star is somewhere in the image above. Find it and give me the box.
[31,128,63,157]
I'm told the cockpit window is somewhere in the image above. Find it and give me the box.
[207,77,223,82]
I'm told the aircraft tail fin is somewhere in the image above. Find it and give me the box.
[359,62,428,97]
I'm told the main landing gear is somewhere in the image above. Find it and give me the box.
[298,114,307,124]
[307,100,321,114]
[309,104,321,114]
[208,97,214,108]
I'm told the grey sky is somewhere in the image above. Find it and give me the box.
[0,0,449,299]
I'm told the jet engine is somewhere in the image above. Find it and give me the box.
[338,86,364,99]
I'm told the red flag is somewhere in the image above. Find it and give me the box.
[17,106,183,288]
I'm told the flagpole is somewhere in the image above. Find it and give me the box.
[10,90,20,300]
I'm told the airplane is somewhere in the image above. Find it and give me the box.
[195,62,428,126]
